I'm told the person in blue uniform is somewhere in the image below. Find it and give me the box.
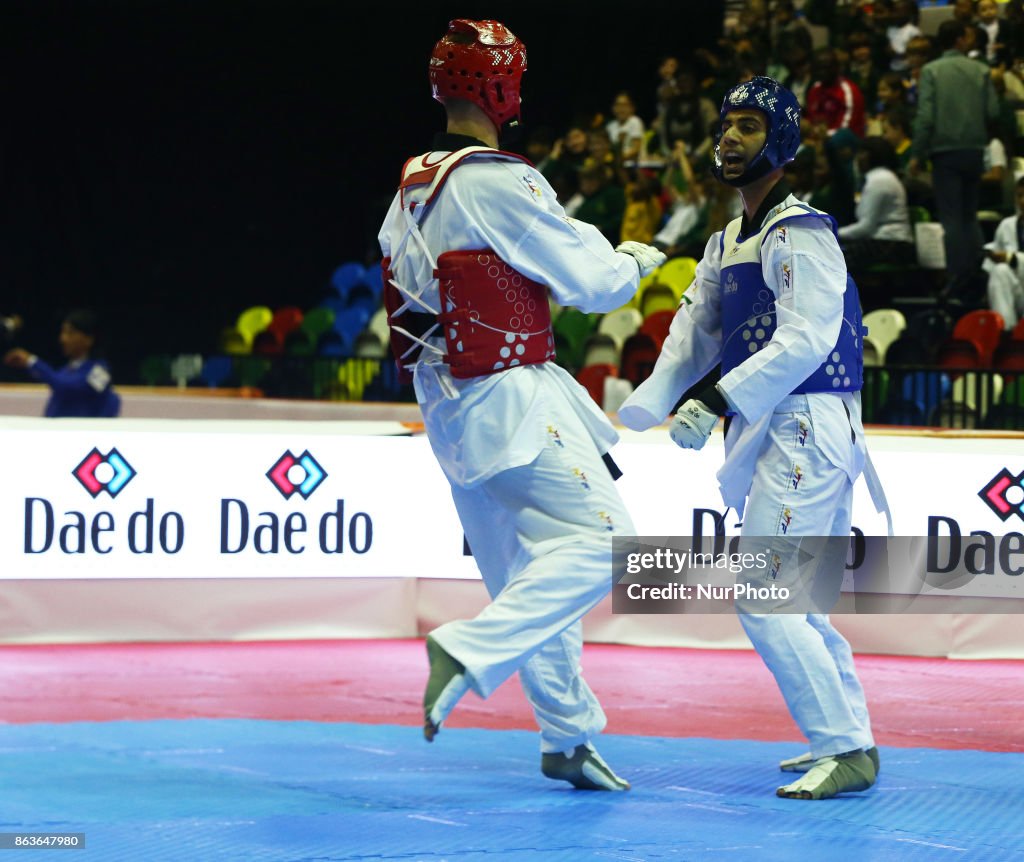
[619,77,889,800]
[4,309,120,418]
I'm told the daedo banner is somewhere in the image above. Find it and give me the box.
[1,418,1024,601]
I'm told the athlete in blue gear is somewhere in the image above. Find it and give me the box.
[620,77,889,800]
[4,309,120,418]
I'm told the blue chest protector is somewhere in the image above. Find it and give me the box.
[719,203,864,394]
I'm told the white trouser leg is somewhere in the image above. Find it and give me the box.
[738,405,874,759]
[987,263,1021,330]
[432,413,632,751]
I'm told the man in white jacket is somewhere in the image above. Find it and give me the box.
[984,177,1024,330]
[619,77,888,800]
[378,19,664,790]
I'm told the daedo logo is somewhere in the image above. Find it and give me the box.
[266,450,327,499]
[978,468,1024,522]
[72,447,136,498]
[26,448,184,555]
[219,449,372,555]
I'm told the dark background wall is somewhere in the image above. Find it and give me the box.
[1,1,723,380]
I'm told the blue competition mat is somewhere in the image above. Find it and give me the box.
[0,720,1022,861]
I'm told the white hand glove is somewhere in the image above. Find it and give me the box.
[615,241,667,278]
[669,398,719,450]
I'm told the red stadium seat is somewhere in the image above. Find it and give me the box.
[269,306,304,340]
[639,310,675,350]
[937,338,983,372]
[620,332,660,387]
[576,363,618,408]
[952,310,1003,366]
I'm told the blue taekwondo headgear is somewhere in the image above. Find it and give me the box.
[713,76,801,187]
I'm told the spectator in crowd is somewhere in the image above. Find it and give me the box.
[904,34,935,104]
[586,128,617,176]
[981,122,1012,213]
[565,163,626,244]
[846,31,881,106]
[911,18,1000,300]
[541,124,590,201]
[997,55,1024,102]
[620,169,663,245]
[952,0,986,60]
[867,72,909,135]
[983,176,1024,329]
[1004,0,1024,57]
[3,309,120,418]
[806,48,867,137]
[653,141,707,258]
[656,66,717,163]
[606,92,645,162]
[770,0,813,71]
[783,48,815,109]
[976,0,1015,66]
[885,0,922,72]
[881,108,915,173]
[839,136,916,274]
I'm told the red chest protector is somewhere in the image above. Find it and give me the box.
[382,148,555,381]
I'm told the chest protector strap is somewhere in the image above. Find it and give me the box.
[385,147,555,380]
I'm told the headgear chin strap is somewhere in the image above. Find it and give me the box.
[713,77,801,188]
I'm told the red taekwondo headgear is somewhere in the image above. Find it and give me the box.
[429,19,527,130]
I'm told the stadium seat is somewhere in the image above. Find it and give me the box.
[170,353,203,387]
[863,336,883,367]
[907,308,952,350]
[345,284,379,315]
[333,306,373,349]
[367,306,390,347]
[884,335,931,366]
[252,329,284,356]
[937,338,983,371]
[284,328,318,357]
[330,261,365,298]
[269,306,304,340]
[619,332,660,387]
[219,327,250,356]
[339,358,382,401]
[638,283,678,318]
[860,369,889,423]
[576,363,618,408]
[199,355,234,388]
[361,262,385,298]
[640,309,675,349]
[236,306,273,347]
[862,308,906,361]
[318,331,348,357]
[139,354,172,386]
[353,332,387,359]
[552,308,598,369]
[581,333,620,368]
[994,341,1024,373]
[301,306,336,341]
[952,310,1004,366]
[597,306,643,348]
[654,257,698,298]
[236,357,271,389]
